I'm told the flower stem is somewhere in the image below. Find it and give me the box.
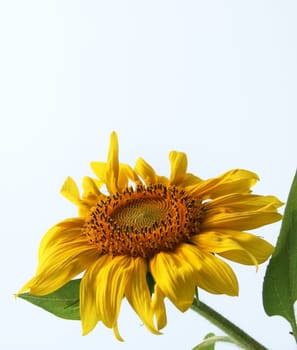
[191,296,268,350]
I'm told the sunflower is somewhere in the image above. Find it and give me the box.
[19,132,282,340]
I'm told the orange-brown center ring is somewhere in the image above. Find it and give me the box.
[83,184,203,258]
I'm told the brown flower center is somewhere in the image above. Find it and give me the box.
[83,184,203,258]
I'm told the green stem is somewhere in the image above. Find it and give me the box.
[191,297,268,350]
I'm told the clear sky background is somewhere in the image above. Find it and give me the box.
[1,1,297,349]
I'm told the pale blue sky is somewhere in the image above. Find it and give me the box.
[1,1,297,349]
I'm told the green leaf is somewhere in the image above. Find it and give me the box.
[18,279,81,320]
[192,333,241,350]
[263,171,297,338]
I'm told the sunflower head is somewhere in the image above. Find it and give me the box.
[19,131,282,340]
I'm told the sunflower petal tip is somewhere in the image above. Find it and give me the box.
[81,326,93,337]
[110,130,118,143]
[152,329,163,336]
[60,176,81,205]
[113,323,124,342]
[233,284,239,296]
[227,283,239,297]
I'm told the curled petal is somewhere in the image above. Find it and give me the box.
[82,176,102,199]
[37,218,85,261]
[60,176,81,206]
[120,163,143,186]
[79,176,106,216]
[204,193,283,213]
[179,173,202,188]
[202,209,282,231]
[117,166,129,190]
[106,131,120,194]
[90,133,120,194]
[19,239,97,296]
[90,161,106,182]
[135,158,157,185]
[191,232,259,267]
[169,151,187,185]
[178,244,239,296]
[80,255,110,335]
[189,169,259,199]
[150,252,196,312]
[125,258,160,334]
[194,229,274,265]
[152,284,167,330]
[95,256,133,339]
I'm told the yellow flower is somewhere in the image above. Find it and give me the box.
[19,132,282,340]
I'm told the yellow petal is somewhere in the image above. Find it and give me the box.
[90,161,107,182]
[169,151,187,185]
[135,158,157,185]
[199,229,274,264]
[112,323,124,342]
[117,166,129,190]
[178,244,239,296]
[204,194,283,213]
[19,242,96,295]
[38,218,85,262]
[191,232,259,267]
[82,176,101,198]
[156,175,169,185]
[189,169,259,199]
[179,173,202,188]
[24,223,95,295]
[80,255,109,335]
[78,205,93,218]
[150,251,196,312]
[80,176,106,216]
[125,257,159,334]
[37,235,92,272]
[152,284,167,330]
[60,176,81,206]
[120,164,142,185]
[106,131,120,194]
[202,209,282,231]
[95,256,133,335]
